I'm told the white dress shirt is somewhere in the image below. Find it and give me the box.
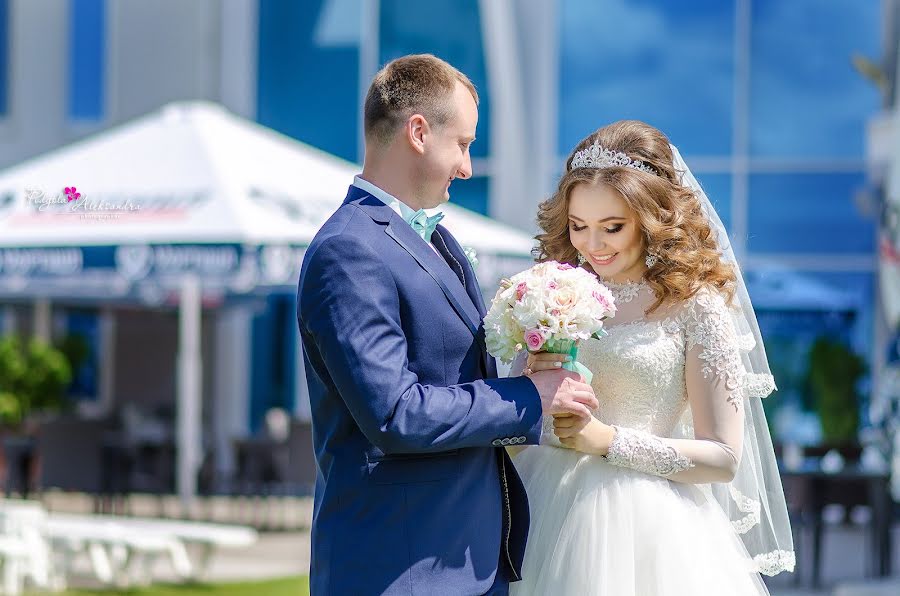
[352,175,438,250]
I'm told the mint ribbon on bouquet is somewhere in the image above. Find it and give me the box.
[541,338,596,385]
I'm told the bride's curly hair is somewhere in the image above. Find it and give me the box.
[535,120,736,314]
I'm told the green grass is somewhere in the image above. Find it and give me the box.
[38,576,309,595]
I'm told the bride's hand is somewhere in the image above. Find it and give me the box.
[557,416,615,456]
[523,351,572,376]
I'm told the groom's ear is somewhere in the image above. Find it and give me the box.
[406,114,429,155]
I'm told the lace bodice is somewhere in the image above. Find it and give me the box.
[542,280,748,453]
[581,319,687,435]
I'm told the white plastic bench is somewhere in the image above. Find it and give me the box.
[0,501,258,587]
[76,515,258,579]
[0,501,62,593]
[45,513,187,586]
[0,535,30,595]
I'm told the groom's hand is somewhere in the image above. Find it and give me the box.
[528,369,598,421]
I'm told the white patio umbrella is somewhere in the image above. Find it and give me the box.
[0,101,534,255]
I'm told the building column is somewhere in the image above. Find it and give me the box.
[176,275,202,508]
[33,299,51,343]
[1,306,16,335]
[479,0,558,233]
[357,0,380,162]
[219,0,258,119]
[212,304,252,489]
[97,307,117,414]
[0,0,66,167]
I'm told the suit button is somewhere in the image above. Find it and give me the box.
[501,438,511,446]
[492,439,503,447]
[516,437,525,444]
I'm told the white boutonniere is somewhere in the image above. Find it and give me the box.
[463,246,478,269]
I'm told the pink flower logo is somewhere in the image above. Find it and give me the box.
[64,186,81,202]
[524,329,546,351]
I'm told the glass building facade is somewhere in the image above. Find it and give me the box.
[253,0,880,437]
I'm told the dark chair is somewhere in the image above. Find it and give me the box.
[3,435,36,498]
[778,444,892,588]
[37,416,117,493]
[233,436,290,496]
[232,417,316,497]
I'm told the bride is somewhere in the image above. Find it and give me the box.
[509,120,795,595]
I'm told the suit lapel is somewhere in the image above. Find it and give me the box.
[351,191,482,337]
[434,226,498,378]
[385,220,482,336]
[434,226,486,317]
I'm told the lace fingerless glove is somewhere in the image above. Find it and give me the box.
[605,426,693,478]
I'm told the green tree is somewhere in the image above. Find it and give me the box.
[806,337,866,444]
[0,336,72,427]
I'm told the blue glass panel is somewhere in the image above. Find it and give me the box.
[747,173,874,253]
[258,0,360,162]
[68,0,105,121]
[811,271,873,316]
[379,0,491,158]
[249,294,295,433]
[0,0,6,116]
[750,0,880,157]
[449,176,488,215]
[65,310,99,400]
[559,0,734,156]
[694,173,732,233]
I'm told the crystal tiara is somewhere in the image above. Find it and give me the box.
[570,140,659,176]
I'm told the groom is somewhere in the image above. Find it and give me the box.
[297,54,598,595]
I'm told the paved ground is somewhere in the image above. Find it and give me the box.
[116,524,899,595]
[767,524,900,595]
[28,492,900,594]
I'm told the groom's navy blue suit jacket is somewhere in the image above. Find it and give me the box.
[297,186,543,595]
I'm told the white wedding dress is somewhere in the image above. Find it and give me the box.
[510,279,777,596]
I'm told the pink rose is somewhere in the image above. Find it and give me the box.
[557,263,573,270]
[554,288,576,309]
[524,329,545,351]
[515,282,528,301]
[547,280,559,290]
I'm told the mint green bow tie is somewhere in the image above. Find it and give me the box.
[405,209,444,242]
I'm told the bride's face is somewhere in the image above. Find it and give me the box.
[567,182,647,282]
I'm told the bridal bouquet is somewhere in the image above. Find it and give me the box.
[484,261,616,382]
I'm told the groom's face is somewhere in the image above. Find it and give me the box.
[414,82,477,208]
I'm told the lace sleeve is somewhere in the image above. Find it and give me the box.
[604,289,746,484]
[681,289,748,411]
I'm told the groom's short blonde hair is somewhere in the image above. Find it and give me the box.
[364,54,478,146]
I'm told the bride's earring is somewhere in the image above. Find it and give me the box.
[577,253,587,266]
[645,252,659,268]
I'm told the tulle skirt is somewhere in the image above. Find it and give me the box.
[510,445,769,596]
